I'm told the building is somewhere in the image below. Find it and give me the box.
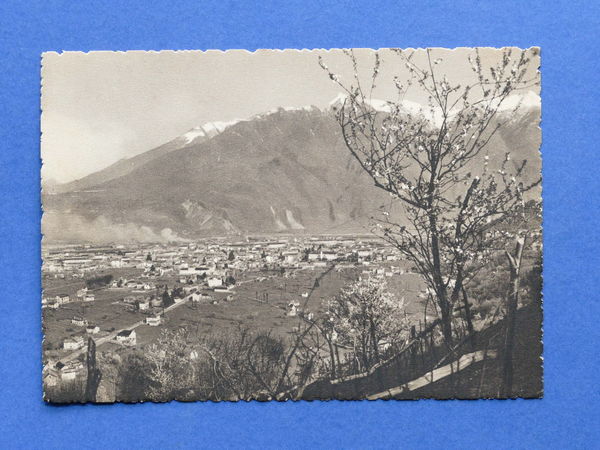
[45,360,84,384]
[116,329,137,346]
[44,301,59,309]
[123,295,138,304]
[86,325,100,334]
[207,277,223,288]
[71,316,88,327]
[287,301,300,317]
[321,252,338,261]
[357,249,372,259]
[282,251,299,264]
[214,286,230,293]
[83,293,95,302]
[145,315,162,326]
[55,294,70,304]
[63,336,85,350]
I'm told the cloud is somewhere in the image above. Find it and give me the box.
[42,212,186,244]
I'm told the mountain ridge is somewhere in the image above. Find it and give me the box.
[43,96,540,243]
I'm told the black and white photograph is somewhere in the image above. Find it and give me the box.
[41,47,542,403]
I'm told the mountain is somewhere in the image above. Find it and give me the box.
[43,95,541,243]
[47,121,238,195]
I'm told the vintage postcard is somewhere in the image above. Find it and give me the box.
[41,48,542,403]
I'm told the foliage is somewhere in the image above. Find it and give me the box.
[85,274,114,289]
[324,277,409,370]
[162,288,174,308]
[44,378,85,403]
[114,327,301,401]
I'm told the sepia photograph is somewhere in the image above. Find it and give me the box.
[41,47,542,403]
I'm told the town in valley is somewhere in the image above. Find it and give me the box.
[43,235,426,391]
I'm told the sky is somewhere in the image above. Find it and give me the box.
[41,48,540,184]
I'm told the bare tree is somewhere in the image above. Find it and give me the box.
[320,48,540,345]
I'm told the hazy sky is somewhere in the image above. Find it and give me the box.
[41,48,540,184]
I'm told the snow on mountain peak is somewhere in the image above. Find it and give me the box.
[328,92,349,108]
[497,91,541,112]
[182,120,241,144]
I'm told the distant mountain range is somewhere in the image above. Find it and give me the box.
[42,94,541,243]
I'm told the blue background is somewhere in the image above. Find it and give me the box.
[0,1,598,448]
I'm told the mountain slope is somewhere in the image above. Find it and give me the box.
[43,101,541,243]
[48,121,234,194]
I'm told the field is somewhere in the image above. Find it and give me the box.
[42,264,427,363]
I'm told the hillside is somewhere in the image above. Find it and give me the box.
[43,101,541,243]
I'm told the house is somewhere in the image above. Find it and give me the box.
[287,301,300,317]
[76,287,88,298]
[61,360,84,381]
[145,315,162,326]
[116,329,136,346]
[47,360,84,383]
[86,325,100,334]
[214,286,230,293]
[43,369,59,387]
[71,316,88,327]
[123,295,138,304]
[83,293,95,302]
[110,259,125,268]
[138,299,150,311]
[63,336,85,350]
[357,249,371,258]
[55,294,70,304]
[282,251,299,264]
[150,297,163,308]
[207,277,223,288]
[321,252,338,261]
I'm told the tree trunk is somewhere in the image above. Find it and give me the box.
[429,214,453,346]
[327,338,337,379]
[85,337,102,402]
[440,303,453,347]
[409,325,417,374]
[369,317,381,365]
[501,237,525,397]
[461,287,475,348]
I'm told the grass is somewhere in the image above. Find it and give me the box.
[43,265,428,361]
